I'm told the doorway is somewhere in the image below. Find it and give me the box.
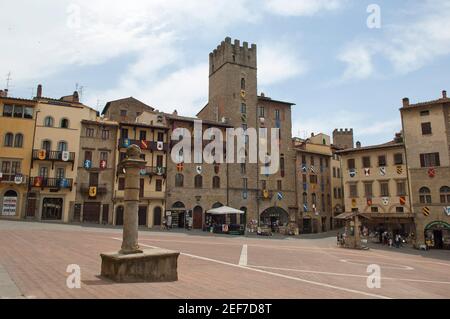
[433,230,444,249]
[138,206,147,226]
[115,206,124,226]
[41,198,63,220]
[83,202,101,223]
[193,206,203,229]
[153,207,162,226]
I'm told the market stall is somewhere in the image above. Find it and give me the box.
[206,206,245,235]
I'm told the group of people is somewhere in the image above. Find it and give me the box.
[378,231,406,248]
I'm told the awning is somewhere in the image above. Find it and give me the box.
[206,206,244,215]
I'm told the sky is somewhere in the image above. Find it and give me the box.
[1,0,450,145]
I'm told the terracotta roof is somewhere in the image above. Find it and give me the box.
[401,97,450,110]
[101,97,154,115]
[336,140,403,154]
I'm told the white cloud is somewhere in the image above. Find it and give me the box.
[258,41,308,86]
[86,63,208,116]
[0,0,255,83]
[337,0,450,81]
[337,42,375,81]
[264,0,346,16]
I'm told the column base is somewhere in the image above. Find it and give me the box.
[100,249,180,282]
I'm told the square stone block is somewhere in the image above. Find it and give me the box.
[100,249,180,283]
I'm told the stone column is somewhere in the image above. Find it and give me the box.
[119,145,146,255]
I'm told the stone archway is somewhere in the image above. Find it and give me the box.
[1,190,18,217]
[260,206,289,232]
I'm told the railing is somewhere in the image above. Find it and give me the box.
[0,174,28,184]
[79,183,108,195]
[29,177,73,190]
[118,139,168,151]
[32,149,75,162]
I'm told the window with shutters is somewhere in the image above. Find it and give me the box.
[420,153,440,167]
[397,181,406,196]
[349,183,358,197]
[348,158,355,169]
[364,182,373,197]
[419,187,432,204]
[378,155,386,167]
[380,182,389,197]
[362,156,371,168]
[421,122,432,135]
[394,153,403,165]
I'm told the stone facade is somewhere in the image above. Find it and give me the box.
[294,134,333,233]
[73,119,118,224]
[400,91,450,249]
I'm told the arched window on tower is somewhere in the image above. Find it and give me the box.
[419,187,432,204]
[241,78,245,90]
[440,186,450,203]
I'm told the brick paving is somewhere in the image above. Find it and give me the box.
[0,220,449,299]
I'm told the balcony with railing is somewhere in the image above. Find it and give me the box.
[0,174,28,185]
[32,149,75,170]
[29,177,73,190]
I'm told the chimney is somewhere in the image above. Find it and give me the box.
[73,91,79,103]
[173,110,178,115]
[356,141,361,148]
[4,89,8,97]
[443,90,447,99]
[36,84,42,98]
[261,92,265,97]
[402,97,409,107]
[311,133,314,137]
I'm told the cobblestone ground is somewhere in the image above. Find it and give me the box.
[0,220,449,299]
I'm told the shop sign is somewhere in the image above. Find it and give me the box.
[2,196,17,216]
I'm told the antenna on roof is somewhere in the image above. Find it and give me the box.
[6,71,12,91]
[75,82,85,101]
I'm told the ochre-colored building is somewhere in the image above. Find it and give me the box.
[338,134,414,236]
[401,91,450,249]
[0,92,36,219]
[27,86,97,222]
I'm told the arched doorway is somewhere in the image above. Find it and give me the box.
[425,221,450,249]
[193,206,203,229]
[260,207,289,232]
[115,206,124,226]
[2,190,18,216]
[153,207,162,226]
[171,201,185,228]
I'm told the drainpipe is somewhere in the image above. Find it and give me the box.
[25,110,40,219]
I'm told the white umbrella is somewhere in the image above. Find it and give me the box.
[206,206,245,215]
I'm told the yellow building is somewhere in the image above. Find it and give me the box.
[0,93,36,219]
[27,86,97,222]
[337,134,414,237]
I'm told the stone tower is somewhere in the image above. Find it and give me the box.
[197,37,259,218]
[332,128,354,149]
